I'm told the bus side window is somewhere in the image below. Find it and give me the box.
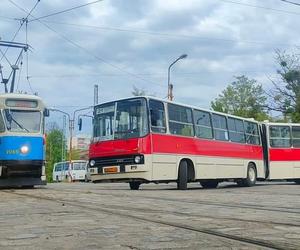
[149,100,166,133]
[269,126,291,148]
[194,110,213,139]
[0,113,5,132]
[168,104,194,137]
[292,126,300,147]
[228,117,245,143]
[245,121,260,145]
[212,114,228,141]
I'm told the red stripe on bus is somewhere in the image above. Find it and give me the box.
[269,148,300,161]
[89,133,263,160]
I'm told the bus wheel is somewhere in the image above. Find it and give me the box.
[200,180,218,189]
[177,161,188,190]
[129,181,140,190]
[240,163,257,187]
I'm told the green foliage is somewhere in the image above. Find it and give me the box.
[211,76,269,121]
[45,129,66,182]
[132,85,146,96]
[269,51,300,122]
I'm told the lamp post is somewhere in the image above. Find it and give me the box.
[167,54,187,101]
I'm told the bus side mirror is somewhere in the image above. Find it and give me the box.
[44,109,50,117]
[78,118,82,131]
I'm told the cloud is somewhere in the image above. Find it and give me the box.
[0,0,298,135]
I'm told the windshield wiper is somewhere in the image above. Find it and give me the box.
[9,117,30,132]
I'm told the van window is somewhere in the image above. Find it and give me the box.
[194,110,213,139]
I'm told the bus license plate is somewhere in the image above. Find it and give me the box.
[103,166,119,174]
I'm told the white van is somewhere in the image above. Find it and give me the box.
[52,160,89,182]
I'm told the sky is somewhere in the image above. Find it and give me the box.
[0,0,300,136]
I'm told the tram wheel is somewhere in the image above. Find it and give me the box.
[239,163,257,187]
[200,180,218,189]
[129,181,140,190]
[177,161,188,190]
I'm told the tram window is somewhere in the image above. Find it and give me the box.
[194,110,213,139]
[270,126,291,148]
[292,126,300,147]
[244,121,260,145]
[212,114,228,141]
[149,100,166,133]
[0,114,5,132]
[228,118,245,143]
[168,104,194,137]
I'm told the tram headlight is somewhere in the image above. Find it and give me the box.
[90,160,95,167]
[134,156,141,164]
[20,145,29,154]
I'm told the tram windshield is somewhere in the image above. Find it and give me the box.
[4,109,41,133]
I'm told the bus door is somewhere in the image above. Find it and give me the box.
[260,124,269,179]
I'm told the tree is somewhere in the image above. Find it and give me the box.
[211,75,268,121]
[45,128,66,182]
[132,85,146,96]
[268,50,300,122]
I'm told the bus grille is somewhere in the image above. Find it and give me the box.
[92,155,144,167]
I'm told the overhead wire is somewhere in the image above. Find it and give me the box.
[218,0,300,15]
[8,0,166,89]
[42,20,293,48]
[279,0,300,7]
[1,0,40,62]
[28,0,104,22]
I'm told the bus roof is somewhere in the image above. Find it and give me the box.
[95,95,260,124]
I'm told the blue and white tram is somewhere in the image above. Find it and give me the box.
[0,93,49,187]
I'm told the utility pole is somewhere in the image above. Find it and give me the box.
[94,84,98,106]
[0,40,28,93]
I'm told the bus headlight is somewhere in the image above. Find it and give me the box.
[134,156,141,164]
[90,160,95,167]
[20,145,29,154]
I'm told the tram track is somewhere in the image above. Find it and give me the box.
[1,189,298,250]
[51,187,300,215]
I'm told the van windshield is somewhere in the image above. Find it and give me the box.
[72,162,87,170]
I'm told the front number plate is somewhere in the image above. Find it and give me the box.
[103,166,119,174]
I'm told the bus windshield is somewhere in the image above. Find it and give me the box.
[94,98,148,141]
[4,110,41,133]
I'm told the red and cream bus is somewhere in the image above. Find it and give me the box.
[261,122,300,183]
[88,96,265,190]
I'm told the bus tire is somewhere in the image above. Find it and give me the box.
[200,180,218,189]
[129,181,140,190]
[177,161,188,190]
[240,163,257,187]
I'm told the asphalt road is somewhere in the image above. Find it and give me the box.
[0,181,299,249]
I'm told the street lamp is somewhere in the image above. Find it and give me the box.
[167,54,187,101]
[49,106,93,181]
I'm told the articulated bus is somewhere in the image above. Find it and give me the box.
[88,96,268,190]
[0,93,48,188]
[261,122,300,183]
